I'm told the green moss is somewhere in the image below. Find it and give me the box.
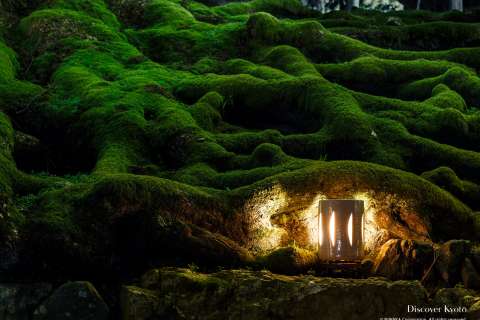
[0,41,17,81]
[316,56,462,97]
[124,1,244,65]
[49,0,121,29]
[250,143,287,167]
[421,167,480,210]
[191,57,222,74]
[0,112,38,247]
[260,45,319,77]
[143,0,196,26]
[434,108,468,137]
[3,0,480,278]
[246,12,325,50]
[425,84,466,111]
[222,58,291,79]
[400,67,480,107]
[0,39,44,111]
[190,91,224,131]
[246,12,281,43]
[0,111,14,156]
[18,8,124,54]
[216,129,283,154]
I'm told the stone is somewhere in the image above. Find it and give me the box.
[433,287,474,305]
[461,258,480,289]
[463,295,480,308]
[0,283,52,320]
[432,287,477,317]
[469,300,480,320]
[151,218,253,267]
[470,246,480,270]
[360,258,374,275]
[0,239,18,276]
[121,267,429,320]
[111,216,253,277]
[260,246,317,275]
[430,287,472,318]
[33,281,109,320]
[373,239,434,280]
[120,286,159,320]
[436,240,472,286]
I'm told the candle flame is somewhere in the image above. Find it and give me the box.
[319,213,323,246]
[348,213,353,246]
[329,210,335,246]
[361,213,364,243]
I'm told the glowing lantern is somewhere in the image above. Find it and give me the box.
[318,199,364,260]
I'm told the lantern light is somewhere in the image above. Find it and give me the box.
[329,210,335,246]
[348,213,353,246]
[318,199,364,260]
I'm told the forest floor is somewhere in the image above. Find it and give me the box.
[2,0,480,319]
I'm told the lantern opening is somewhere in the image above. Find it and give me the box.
[319,213,323,247]
[348,213,353,246]
[329,210,335,246]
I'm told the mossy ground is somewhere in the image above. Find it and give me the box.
[0,0,480,280]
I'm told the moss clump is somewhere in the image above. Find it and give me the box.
[399,67,480,107]
[0,112,27,253]
[18,8,124,56]
[425,84,467,111]
[49,0,121,29]
[251,143,288,167]
[246,12,326,50]
[421,167,480,210]
[189,91,224,131]
[246,12,281,43]
[0,39,44,111]
[0,111,14,156]
[316,56,462,97]
[0,112,15,230]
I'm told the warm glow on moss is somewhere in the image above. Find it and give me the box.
[354,193,380,253]
[305,193,326,248]
[244,184,288,253]
[245,186,427,257]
